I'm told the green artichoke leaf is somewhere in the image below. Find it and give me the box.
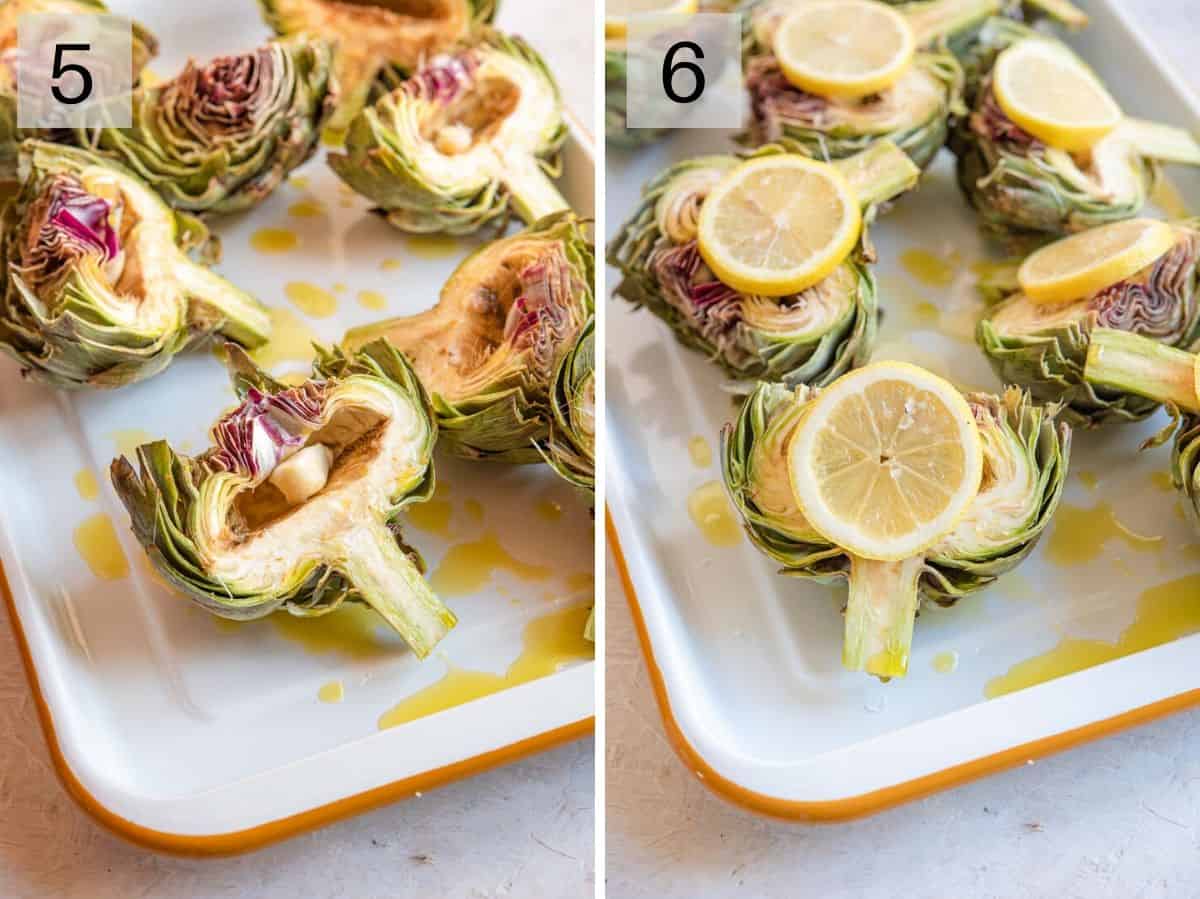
[73,36,336,215]
[605,41,670,150]
[608,141,919,389]
[344,211,593,463]
[723,379,1070,678]
[950,31,1200,242]
[537,315,595,492]
[259,0,496,130]
[111,340,456,658]
[0,0,159,176]
[0,141,270,389]
[979,219,1200,427]
[1171,415,1200,526]
[329,29,569,235]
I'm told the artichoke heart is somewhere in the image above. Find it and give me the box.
[111,340,456,659]
[73,36,336,215]
[259,0,496,129]
[723,380,1069,677]
[608,141,920,388]
[345,211,593,462]
[951,25,1200,241]
[979,220,1200,426]
[0,142,270,388]
[329,29,569,235]
[0,0,159,176]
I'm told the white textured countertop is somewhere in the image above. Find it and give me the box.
[0,3,594,899]
[606,5,1200,898]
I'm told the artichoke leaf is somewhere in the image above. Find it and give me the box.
[0,142,269,389]
[111,340,455,658]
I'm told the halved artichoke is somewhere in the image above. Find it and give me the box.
[111,340,456,658]
[978,219,1200,427]
[0,0,159,175]
[741,0,992,166]
[608,140,919,388]
[258,0,496,130]
[0,142,270,388]
[329,29,568,235]
[344,211,593,462]
[74,36,336,215]
[724,379,1070,677]
[951,27,1200,242]
[538,315,594,492]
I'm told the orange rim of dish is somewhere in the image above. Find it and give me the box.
[0,559,593,856]
[606,509,1200,822]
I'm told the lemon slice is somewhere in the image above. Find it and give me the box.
[773,0,916,99]
[696,155,861,297]
[993,39,1122,151]
[605,0,698,39]
[1017,218,1177,304]
[787,362,983,561]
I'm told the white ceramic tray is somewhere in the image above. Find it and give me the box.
[0,0,595,852]
[606,0,1200,819]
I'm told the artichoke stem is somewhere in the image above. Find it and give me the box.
[834,141,921,211]
[843,554,924,678]
[1085,327,1200,413]
[1118,118,1200,166]
[506,163,570,224]
[338,517,457,659]
[1022,0,1089,29]
[177,262,272,348]
[905,0,1002,47]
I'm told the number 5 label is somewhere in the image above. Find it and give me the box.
[16,14,132,129]
[625,13,744,132]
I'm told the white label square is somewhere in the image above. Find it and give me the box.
[625,12,745,132]
[16,13,133,129]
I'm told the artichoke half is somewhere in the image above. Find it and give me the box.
[723,380,1070,678]
[0,0,159,176]
[329,30,568,235]
[0,142,270,388]
[608,140,919,389]
[258,0,496,130]
[951,28,1200,242]
[979,220,1200,427]
[345,211,593,463]
[111,340,456,658]
[740,0,998,167]
[74,36,337,215]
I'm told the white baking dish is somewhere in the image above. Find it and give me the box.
[0,0,595,852]
[606,0,1200,818]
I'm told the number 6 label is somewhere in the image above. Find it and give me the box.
[625,13,744,132]
[16,14,132,129]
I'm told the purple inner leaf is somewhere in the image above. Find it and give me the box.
[209,383,327,478]
[48,182,120,261]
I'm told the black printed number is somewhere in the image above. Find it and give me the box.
[51,43,93,105]
[662,41,705,104]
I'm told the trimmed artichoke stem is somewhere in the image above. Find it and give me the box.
[906,0,1003,46]
[506,163,570,224]
[833,141,922,210]
[339,518,457,660]
[1084,328,1200,413]
[1119,119,1200,166]
[176,261,272,347]
[843,555,924,678]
